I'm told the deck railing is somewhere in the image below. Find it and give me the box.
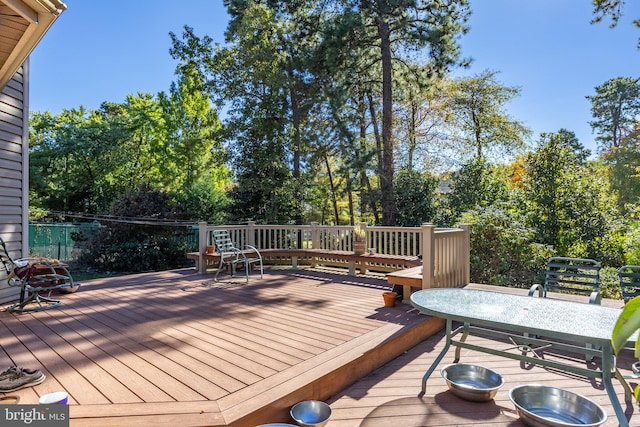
[196,222,470,289]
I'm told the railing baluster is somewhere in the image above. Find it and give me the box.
[198,222,469,286]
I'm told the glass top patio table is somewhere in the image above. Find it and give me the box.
[410,287,634,427]
[410,287,625,345]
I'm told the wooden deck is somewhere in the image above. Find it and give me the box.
[0,267,441,426]
[0,267,637,426]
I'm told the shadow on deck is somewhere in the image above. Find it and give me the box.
[0,267,442,426]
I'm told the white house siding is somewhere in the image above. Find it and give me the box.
[0,63,28,304]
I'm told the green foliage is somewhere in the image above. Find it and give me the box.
[591,0,640,49]
[523,130,622,261]
[23,2,640,304]
[612,295,640,401]
[444,70,531,159]
[29,79,227,218]
[29,107,130,213]
[394,169,438,226]
[445,157,510,223]
[177,181,231,223]
[461,203,553,288]
[587,76,640,152]
[599,266,623,300]
[79,185,192,273]
[606,138,640,212]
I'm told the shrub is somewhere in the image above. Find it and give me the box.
[462,203,553,288]
[80,185,192,273]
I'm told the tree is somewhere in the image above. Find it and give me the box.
[591,0,640,47]
[587,77,640,152]
[444,70,531,159]
[394,169,438,226]
[29,107,130,213]
[80,185,192,272]
[158,70,226,193]
[320,0,471,225]
[29,74,227,220]
[523,131,619,261]
[607,122,640,210]
[170,1,318,224]
[393,75,451,173]
[445,157,510,223]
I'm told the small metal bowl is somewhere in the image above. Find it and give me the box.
[509,384,608,427]
[290,400,332,427]
[440,363,504,402]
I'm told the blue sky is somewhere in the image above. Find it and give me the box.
[30,0,640,155]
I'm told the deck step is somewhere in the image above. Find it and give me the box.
[222,314,444,426]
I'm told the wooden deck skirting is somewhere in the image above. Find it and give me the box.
[186,248,422,276]
[223,313,444,426]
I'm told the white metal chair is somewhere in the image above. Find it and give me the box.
[211,230,263,283]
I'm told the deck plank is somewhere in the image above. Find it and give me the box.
[0,268,635,426]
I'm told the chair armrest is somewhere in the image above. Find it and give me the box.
[528,284,543,297]
[16,257,66,266]
[589,291,602,305]
[242,245,261,255]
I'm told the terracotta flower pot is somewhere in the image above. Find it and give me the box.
[383,291,397,307]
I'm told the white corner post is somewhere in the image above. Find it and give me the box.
[460,223,471,285]
[198,221,207,274]
[421,223,436,289]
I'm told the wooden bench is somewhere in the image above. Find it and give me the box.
[186,248,421,276]
[386,265,423,301]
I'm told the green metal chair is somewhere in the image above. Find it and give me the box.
[618,265,640,304]
[211,230,263,283]
[529,257,602,304]
[0,237,77,313]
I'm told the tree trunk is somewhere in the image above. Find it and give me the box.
[288,62,304,233]
[324,153,340,225]
[377,18,395,225]
[361,92,380,224]
[408,97,417,170]
[367,91,383,173]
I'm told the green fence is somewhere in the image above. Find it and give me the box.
[28,223,199,262]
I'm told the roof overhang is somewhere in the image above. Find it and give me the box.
[0,0,66,89]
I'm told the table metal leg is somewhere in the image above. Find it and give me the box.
[454,322,470,362]
[419,318,452,398]
[602,348,630,427]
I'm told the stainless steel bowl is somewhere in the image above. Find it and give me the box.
[290,400,332,427]
[440,363,504,402]
[509,384,608,427]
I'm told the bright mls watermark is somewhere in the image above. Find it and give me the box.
[2,405,69,426]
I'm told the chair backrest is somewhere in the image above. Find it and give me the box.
[212,230,237,253]
[619,265,640,303]
[544,257,601,297]
[0,237,16,274]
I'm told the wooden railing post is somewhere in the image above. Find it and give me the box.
[310,222,320,249]
[247,221,256,247]
[198,221,207,274]
[460,223,471,285]
[421,223,436,289]
[359,221,369,249]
